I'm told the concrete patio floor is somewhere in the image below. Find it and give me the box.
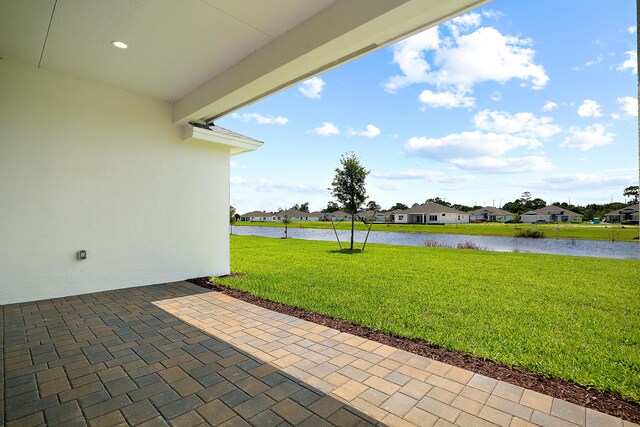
[1,282,635,427]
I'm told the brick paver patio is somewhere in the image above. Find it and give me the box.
[1,281,636,426]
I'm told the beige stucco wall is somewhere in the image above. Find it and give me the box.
[0,60,231,304]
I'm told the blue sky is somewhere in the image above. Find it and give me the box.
[219,0,638,214]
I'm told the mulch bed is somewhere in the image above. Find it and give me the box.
[187,276,640,423]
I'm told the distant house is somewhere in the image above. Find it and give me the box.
[357,210,377,222]
[469,206,514,223]
[240,210,321,222]
[375,212,389,223]
[240,211,270,222]
[521,205,582,223]
[387,209,405,223]
[393,202,469,224]
[284,209,322,222]
[604,204,639,223]
[326,210,351,221]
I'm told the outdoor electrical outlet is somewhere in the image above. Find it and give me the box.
[77,250,87,260]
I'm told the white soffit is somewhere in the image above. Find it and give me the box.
[182,125,263,156]
[0,0,490,124]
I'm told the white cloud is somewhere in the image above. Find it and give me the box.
[403,131,551,173]
[377,183,403,191]
[230,176,247,185]
[313,121,340,136]
[372,169,475,183]
[573,55,603,70]
[385,23,548,94]
[611,113,621,120]
[234,112,288,125]
[628,26,637,34]
[452,156,555,173]
[431,27,548,91]
[542,101,558,111]
[527,169,638,191]
[418,90,474,109]
[385,28,440,92]
[299,77,325,99]
[349,124,381,138]
[577,99,603,118]
[473,110,561,138]
[560,124,614,150]
[446,11,482,39]
[618,51,638,74]
[232,177,327,193]
[405,131,540,160]
[617,96,638,116]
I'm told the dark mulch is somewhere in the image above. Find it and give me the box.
[187,276,640,423]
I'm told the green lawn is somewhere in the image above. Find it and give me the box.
[217,235,640,401]
[236,220,640,242]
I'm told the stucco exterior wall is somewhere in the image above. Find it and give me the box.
[0,60,231,304]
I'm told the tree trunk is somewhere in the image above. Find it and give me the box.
[350,214,355,249]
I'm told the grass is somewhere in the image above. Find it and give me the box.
[217,235,640,401]
[236,220,640,242]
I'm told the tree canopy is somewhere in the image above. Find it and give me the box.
[330,152,369,250]
[321,201,341,213]
[623,185,639,204]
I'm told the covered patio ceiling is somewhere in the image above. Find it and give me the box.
[0,0,489,124]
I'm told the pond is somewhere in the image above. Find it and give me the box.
[232,226,639,260]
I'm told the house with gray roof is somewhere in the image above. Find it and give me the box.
[469,206,514,223]
[239,211,271,222]
[522,205,582,223]
[241,209,322,222]
[326,210,351,221]
[392,202,469,224]
[604,204,639,223]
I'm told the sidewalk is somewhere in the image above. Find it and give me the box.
[156,284,635,427]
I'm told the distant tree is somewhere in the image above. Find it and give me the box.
[282,210,291,238]
[367,200,381,211]
[291,203,300,211]
[623,185,639,204]
[451,204,478,212]
[389,202,408,211]
[330,152,369,250]
[528,198,546,210]
[503,193,545,214]
[426,197,451,207]
[299,202,310,213]
[321,201,341,213]
[502,200,524,214]
[229,205,237,234]
[519,191,532,203]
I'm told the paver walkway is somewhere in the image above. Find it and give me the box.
[1,281,636,427]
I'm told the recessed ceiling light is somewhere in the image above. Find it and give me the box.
[111,41,128,49]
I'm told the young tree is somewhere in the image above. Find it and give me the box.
[229,205,237,234]
[330,152,369,250]
[282,210,291,238]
